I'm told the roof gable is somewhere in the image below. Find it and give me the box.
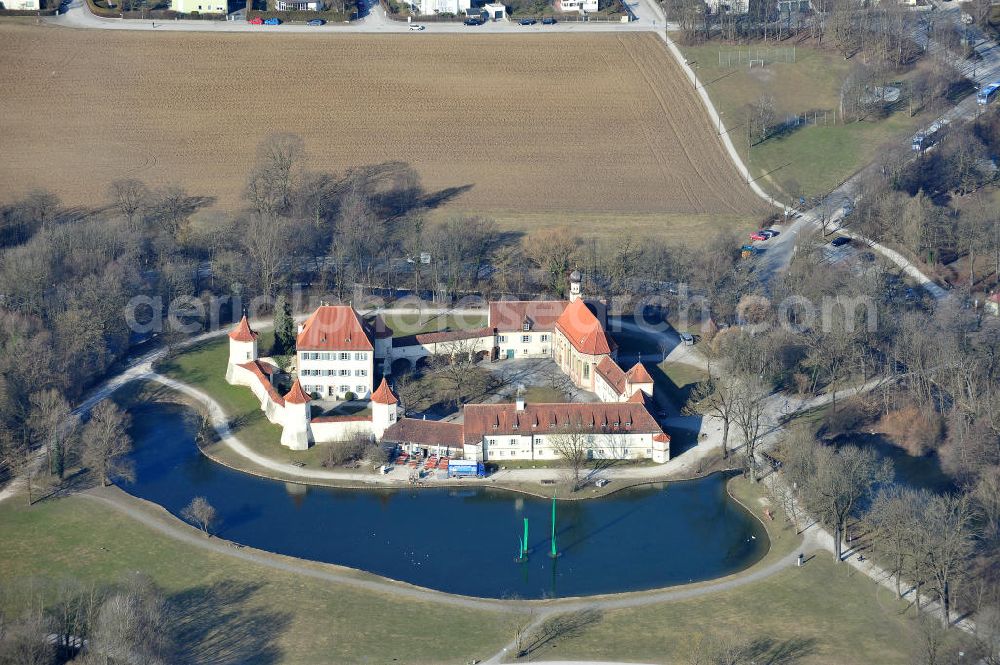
[489,300,568,332]
[229,315,258,343]
[297,305,374,351]
[554,299,614,356]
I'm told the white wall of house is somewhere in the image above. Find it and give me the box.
[480,431,663,462]
[557,0,598,12]
[417,0,470,14]
[496,330,553,360]
[170,0,227,12]
[310,420,371,443]
[298,350,373,399]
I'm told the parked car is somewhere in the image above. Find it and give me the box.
[249,16,264,23]
[263,17,281,24]
[541,16,556,23]
[464,17,484,24]
[749,231,769,242]
[519,17,536,24]
[759,229,779,239]
[830,236,851,247]
[307,18,325,25]
[595,478,610,488]
[679,332,695,346]
[408,23,425,29]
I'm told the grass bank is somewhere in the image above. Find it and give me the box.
[0,493,512,664]
[678,41,922,201]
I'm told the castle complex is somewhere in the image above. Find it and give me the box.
[225,272,670,463]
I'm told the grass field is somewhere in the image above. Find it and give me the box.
[0,477,924,664]
[679,42,922,201]
[0,25,763,231]
[0,494,512,664]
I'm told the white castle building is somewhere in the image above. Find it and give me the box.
[223,272,670,462]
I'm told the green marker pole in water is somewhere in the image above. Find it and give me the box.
[549,494,558,558]
[523,517,529,557]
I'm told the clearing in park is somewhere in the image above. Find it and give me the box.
[0,25,763,230]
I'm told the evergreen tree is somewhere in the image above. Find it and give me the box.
[272,295,296,356]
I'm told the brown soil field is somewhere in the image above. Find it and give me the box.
[0,24,763,223]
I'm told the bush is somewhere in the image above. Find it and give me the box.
[343,391,357,401]
[322,432,368,467]
[876,405,942,456]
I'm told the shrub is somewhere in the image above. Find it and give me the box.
[876,405,942,456]
[344,391,357,401]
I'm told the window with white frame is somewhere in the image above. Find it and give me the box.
[541,334,549,342]
[355,352,366,361]
[339,352,350,361]
[340,385,350,393]
[521,335,530,343]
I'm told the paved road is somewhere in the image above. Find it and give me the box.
[754,7,1000,297]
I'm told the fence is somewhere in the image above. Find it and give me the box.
[780,109,839,129]
[718,46,796,68]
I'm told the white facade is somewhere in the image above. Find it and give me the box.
[479,431,665,463]
[170,0,227,12]
[496,329,552,360]
[416,0,470,14]
[557,0,598,12]
[4,0,40,9]
[297,350,374,399]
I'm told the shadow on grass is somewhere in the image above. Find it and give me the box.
[171,579,291,665]
[519,608,604,660]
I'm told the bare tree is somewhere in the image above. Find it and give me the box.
[108,179,149,233]
[82,401,133,487]
[689,629,763,665]
[28,388,75,480]
[865,485,922,598]
[920,493,979,627]
[686,371,738,459]
[786,441,892,562]
[181,496,218,535]
[731,374,770,481]
[524,227,580,296]
[254,133,305,213]
[548,426,590,491]
[90,574,176,665]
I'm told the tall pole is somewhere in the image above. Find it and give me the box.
[523,517,529,557]
[550,495,558,558]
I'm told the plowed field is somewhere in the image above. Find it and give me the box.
[0,24,762,219]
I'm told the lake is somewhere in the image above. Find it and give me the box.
[122,403,769,599]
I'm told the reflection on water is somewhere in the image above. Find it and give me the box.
[123,403,769,599]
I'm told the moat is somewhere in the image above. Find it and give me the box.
[124,403,769,599]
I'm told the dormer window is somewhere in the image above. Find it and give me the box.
[523,321,530,332]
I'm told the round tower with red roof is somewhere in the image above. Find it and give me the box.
[280,379,312,450]
[370,377,400,439]
[225,315,259,384]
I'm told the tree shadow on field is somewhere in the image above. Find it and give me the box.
[343,161,473,220]
[170,579,291,665]
[519,608,603,659]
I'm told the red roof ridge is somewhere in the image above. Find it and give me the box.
[284,379,312,404]
[228,315,258,342]
[626,362,653,384]
[371,378,398,405]
[554,299,614,356]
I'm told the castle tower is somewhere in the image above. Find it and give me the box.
[280,380,312,451]
[225,315,259,384]
[370,377,400,439]
[568,270,582,303]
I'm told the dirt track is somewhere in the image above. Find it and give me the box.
[0,24,761,217]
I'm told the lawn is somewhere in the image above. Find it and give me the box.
[678,41,923,201]
[156,334,284,454]
[378,310,488,336]
[0,494,513,665]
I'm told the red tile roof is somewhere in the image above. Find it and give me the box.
[237,360,283,406]
[371,378,398,405]
[284,379,312,404]
[595,357,627,394]
[625,362,653,384]
[393,328,492,348]
[382,418,465,447]
[312,415,371,424]
[489,300,568,333]
[297,306,374,352]
[228,315,258,343]
[554,299,615,356]
[653,433,671,444]
[462,402,662,445]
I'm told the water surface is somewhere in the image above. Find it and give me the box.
[124,403,768,598]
